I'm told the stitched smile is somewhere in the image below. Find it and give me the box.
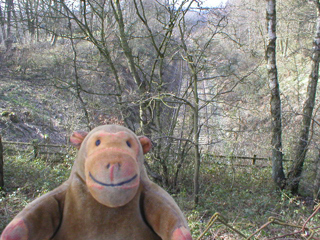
[89,172,138,187]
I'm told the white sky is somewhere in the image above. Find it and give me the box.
[200,0,228,7]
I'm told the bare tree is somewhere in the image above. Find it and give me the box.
[287,0,320,194]
[313,150,320,199]
[266,0,286,189]
[3,0,14,50]
[0,135,3,188]
[177,3,231,205]
[49,0,195,187]
[0,3,5,44]
[265,0,320,194]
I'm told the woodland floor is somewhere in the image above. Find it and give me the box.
[0,50,71,144]
[1,153,320,239]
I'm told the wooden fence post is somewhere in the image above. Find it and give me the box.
[0,134,4,188]
[32,139,39,159]
[252,155,257,165]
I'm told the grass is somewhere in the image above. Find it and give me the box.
[0,152,73,231]
[1,153,320,239]
[175,160,320,239]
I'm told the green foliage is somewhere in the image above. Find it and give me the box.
[0,154,73,231]
[1,153,320,238]
[187,210,206,238]
[178,161,320,239]
[1,111,10,117]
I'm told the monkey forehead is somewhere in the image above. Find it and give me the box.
[96,131,130,139]
[82,125,143,156]
[90,125,137,139]
[87,147,137,159]
[93,125,136,135]
[88,131,137,146]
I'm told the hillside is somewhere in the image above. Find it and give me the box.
[0,49,71,144]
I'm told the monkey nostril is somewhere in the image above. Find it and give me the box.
[107,163,121,169]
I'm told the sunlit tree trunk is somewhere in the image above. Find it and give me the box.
[192,78,200,206]
[110,0,150,135]
[5,0,14,51]
[0,4,6,44]
[179,20,201,206]
[313,150,320,200]
[0,135,3,188]
[287,0,320,194]
[66,14,92,130]
[266,0,286,189]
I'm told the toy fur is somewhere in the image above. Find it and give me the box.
[1,125,192,240]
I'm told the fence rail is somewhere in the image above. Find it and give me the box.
[204,153,296,168]
[1,140,68,159]
[209,154,267,165]
[0,138,303,189]
[0,139,295,166]
[3,141,65,148]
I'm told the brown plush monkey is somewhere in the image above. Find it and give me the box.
[1,125,192,240]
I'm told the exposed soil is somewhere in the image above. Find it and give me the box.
[0,49,69,144]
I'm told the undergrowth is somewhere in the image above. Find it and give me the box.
[1,153,320,239]
[0,153,73,231]
[175,161,320,239]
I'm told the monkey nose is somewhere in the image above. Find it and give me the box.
[107,163,121,182]
[106,163,121,169]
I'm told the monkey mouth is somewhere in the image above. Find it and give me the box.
[89,172,138,187]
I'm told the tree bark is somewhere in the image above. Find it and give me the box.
[0,135,4,188]
[287,0,320,194]
[110,0,151,135]
[5,0,14,51]
[266,0,286,189]
[0,4,6,44]
[193,93,200,206]
[67,15,92,130]
[183,54,201,206]
[313,150,320,200]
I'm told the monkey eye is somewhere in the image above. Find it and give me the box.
[126,141,131,148]
[95,139,101,146]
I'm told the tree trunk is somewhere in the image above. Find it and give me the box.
[0,4,6,44]
[193,105,200,206]
[5,0,14,51]
[178,10,202,206]
[266,0,286,189]
[0,135,4,188]
[287,0,320,194]
[25,0,36,42]
[188,58,201,206]
[313,150,320,200]
[111,0,150,135]
[66,10,92,131]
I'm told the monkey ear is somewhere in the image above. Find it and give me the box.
[70,131,88,149]
[138,136,152,154]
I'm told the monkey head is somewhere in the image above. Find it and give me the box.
[70,125,151,208]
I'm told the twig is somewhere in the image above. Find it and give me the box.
[302,203,320,232]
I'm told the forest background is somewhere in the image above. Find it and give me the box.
[1,0,320,239]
